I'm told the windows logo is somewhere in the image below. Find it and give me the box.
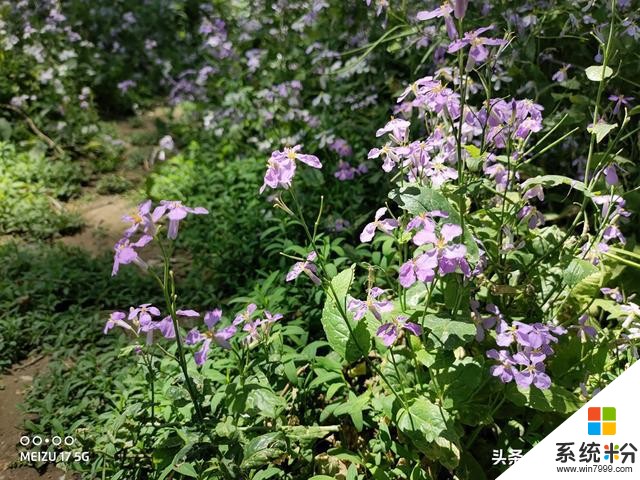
[588,407,616,435]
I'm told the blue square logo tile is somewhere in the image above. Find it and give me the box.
[588,422,601,435]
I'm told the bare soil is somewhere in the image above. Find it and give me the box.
[0,357,68,480]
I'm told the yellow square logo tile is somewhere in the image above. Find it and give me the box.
[602,422,616,435]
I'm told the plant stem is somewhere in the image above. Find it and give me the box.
[157,239,205,422]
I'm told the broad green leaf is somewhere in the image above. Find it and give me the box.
[587,122,617,143]
[281,425,340,444]
[585,65,613,82]
[520,174,593,199]
[505,384,581,413]
[241,432,287,469]
[420,314,476,349]
[246,387,286,418]
[390,184,457,221]
[321,265,370,362]
[397,398,449,448]
[173,463,198,478]
[563,258,598,287]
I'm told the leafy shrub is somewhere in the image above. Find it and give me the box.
[0,142,85,238]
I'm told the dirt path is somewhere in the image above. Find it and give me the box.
[0,110,167,478]
[59,108,168,255]
[0,358,67,480]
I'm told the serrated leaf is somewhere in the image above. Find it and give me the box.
[321,265,370,362]
[585,65,613,82]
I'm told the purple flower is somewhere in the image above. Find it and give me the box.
[368,144,411,172]
[414,223,470,276]
[104,311,133,334]
[603,164,619,186]
[517,205,545,229]
[117,79,136,94]
[360,207,399,242]
[259,152,296,193]
[260,145,322,193]
[122,200,155,237]
[398,250,439,288]
[453,0,469,19]
[334,160,357,180]
[406,211,448,246]
[112,235,152,276]
[348,287,394,322]
[486,349,516,383]
[152,201,208,239]
[376,118,411,144]
[376,315,422,347]
[523,185,544,202]
[471,301,501,341]
[608,94,634,115]
[601,287,623,303]
[186,309,237,365]
[286,251,321,285]
[552,64,571,83]
[329,138,353,157]
[416,3,457,40]
[512,352,551,389]
[447,26,506,64]
[233,304,257,326]
[572,314,597,343]
[128,303,161,328]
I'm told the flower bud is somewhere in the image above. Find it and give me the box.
[454,0,469,19]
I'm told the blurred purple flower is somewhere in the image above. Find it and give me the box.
[447,26,506,63]
[286,251,321,285]
[152,201,208,239]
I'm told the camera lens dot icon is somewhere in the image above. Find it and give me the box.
[588,407,616,435]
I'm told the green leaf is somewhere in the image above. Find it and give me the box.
[241,432,287,469]
[173,463,198,478]
[585,65,613,82]
[520,175,593,199]
[563,258,598,287]
[246,387,286,418]
[281,425,340,444]
[587,122,617,143]
[397,398,449,448]
[321,265,370,362]
[505,384,581,413]
[421,314,476,349]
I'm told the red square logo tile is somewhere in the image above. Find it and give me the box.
[588,407,601,421]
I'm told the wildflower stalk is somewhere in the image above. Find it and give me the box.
[156,239,205,423]
[288,189,412,413]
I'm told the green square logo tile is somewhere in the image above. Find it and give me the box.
[602,407,616,421]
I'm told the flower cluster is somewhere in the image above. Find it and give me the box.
[112,199,208,276]
[106,302,283,365]
[259,145,322,193]
[487,319,567,390]
[399,215,471,288]
[347,287,422,347]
